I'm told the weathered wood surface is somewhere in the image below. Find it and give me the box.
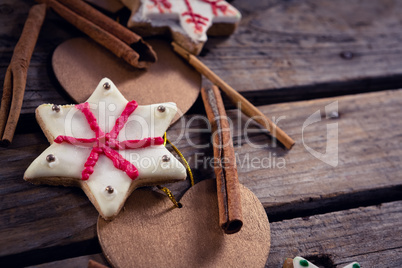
[267,201,402,267]
[168,89,402,220]
[1,0,402,266]
[0,132,100,266]
[26,201,402,268]
[203,0,402,99]
[1,89,401,266]
[27,254,108,268]
[2,0,402,115]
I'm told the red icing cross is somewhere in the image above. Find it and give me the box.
[148,0,237,34]
[182,0,209,32]
[54,101,164,181]
[149,0,172,13]
[200,0,229,16]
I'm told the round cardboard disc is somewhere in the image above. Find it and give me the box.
[52,38,201,123]
[98,179,271,268]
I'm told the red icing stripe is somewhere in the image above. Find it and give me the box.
[103,146,139,179]
[54,136,97,146]
[201,0,228,16]
[150,0,172,13]
[82,147,102,180]
[109,100,138,139]
[120,136,164,149]
[76,102,105,138]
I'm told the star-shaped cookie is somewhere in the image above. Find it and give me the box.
[122,0,242,54]
[24,78,187,220]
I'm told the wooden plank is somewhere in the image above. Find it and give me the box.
[168,89,402,220]
[2,0,402,115]
[202,0,402,98]
[1,89,401,266]
[0,132,101,267]
[267,200,402,267]
[26,254,108,268]
[22,201,402,268]
[24,202,402,268]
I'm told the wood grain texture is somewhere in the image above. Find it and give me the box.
[267,200,402,267]
[24,202,402,268]
[3,0,402,115]
[1,89,401,266]
[167,89,402,219]
[0,132,100,266]
[201,0,402,102]
[26,254,108,268]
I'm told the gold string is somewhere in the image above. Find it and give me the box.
[157,132,195,208]
[157,185,182,208]
[165,137,194,187]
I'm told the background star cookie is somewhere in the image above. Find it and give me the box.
[121,0,241,55]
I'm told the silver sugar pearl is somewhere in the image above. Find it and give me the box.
[103,82,111,90]
[162,155,170,162]
[52,105,61,113]
[46,154,56,162]
[339,51,354,60]
[157,105,166,113]
[105,186,114,194]
[328,111,339,119]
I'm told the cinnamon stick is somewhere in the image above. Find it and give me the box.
[282,258,294,268]
[37,0,156,68]
[172,42,295,149]
[56,0,157,63]
[88,259,109,268]
[201,85,243,234]
[0,4,46,145]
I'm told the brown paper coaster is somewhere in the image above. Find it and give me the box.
[52,38,201,123]
[98,179,270,268]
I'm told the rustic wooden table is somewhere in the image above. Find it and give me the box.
[1,0,402,267]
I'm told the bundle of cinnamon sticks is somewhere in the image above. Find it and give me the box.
[1,0,158,145]
[37,0,157,68]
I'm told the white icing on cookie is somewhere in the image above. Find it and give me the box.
[293,256,319,268]
[343,262,360,268]
[25,78,187,219]
[130,0,241,43]
[292,256,360,268]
